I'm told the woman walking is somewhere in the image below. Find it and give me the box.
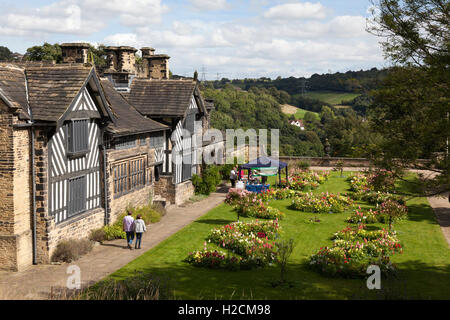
[134,214,147,249]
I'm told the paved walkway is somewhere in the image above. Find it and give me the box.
[0,188,227,300]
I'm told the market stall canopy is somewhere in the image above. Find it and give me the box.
[240,156,288,170]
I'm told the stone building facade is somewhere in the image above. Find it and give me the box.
[0,42,215,272]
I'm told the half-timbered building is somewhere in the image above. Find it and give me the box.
[100,78,169,222]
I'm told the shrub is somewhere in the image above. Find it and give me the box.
[79,272,173,300]
[51,239,94,263]
[103,224,126,240]
[378,200,408,230]
[151,201,167,217]
[192,165,222,195]
[89,228,107,243]
[275,239,296,284]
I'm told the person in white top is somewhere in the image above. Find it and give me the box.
[230,166,237,188]
[134,214,147,249]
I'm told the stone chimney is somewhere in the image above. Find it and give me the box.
[60,43,90,64]
[105,46,137,74]
[140,47,170,80]
[103,46,138,92]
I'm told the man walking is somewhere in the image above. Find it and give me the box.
[230,166,237,188]
[123,210,135,250]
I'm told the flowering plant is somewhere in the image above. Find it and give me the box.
[290,192,353,213]
[186,220,281,270]
[225,189,285,219]
[280,170,329,191]
[346,207,380,224]
[377,199,408,230]
[309,225,402,278]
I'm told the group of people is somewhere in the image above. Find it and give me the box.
[229,166,268,187]
[122,211,147,250]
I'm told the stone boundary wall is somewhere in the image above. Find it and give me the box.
[278,156,431,169]
[279,156,372,168]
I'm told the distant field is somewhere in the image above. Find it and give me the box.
[295,108,320,120]
[294,91,361,106]
[281,104,319,120]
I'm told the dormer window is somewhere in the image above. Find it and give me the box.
[67,119,89,157]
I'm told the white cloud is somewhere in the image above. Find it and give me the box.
[189,0,229,11]
[1,2,103,36]
[79,0,169,26]
[263,2,327,20]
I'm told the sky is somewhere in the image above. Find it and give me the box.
[0,0,388,79]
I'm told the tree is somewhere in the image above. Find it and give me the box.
[24,43,62,63]
[367,0,449,67]
[367,0,450,194]
[88,44,107,67]
[0,46,13,61]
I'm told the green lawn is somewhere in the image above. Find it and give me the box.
[294,91,361,106]
[105,172,450,299]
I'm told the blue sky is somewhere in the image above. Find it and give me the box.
[0,0,387,79]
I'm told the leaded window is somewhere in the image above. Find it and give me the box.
[113,157,146,196]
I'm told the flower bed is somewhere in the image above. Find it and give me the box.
[309,226,402,278]
[280,170,330,191]
[186,220,280,270]
[225,188,285,220]
[346,208,380,224]
[290,192,353,213]
[346,201,408,225]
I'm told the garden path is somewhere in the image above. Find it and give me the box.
[0,187,227,300]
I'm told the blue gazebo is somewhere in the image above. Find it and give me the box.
[238,156,288,186]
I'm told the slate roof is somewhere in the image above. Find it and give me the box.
[0,64,30,120]
[25,65,93,122]
[126,79,198,117]
[100,79,168,137]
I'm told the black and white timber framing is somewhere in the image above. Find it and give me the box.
[49,87,103,223]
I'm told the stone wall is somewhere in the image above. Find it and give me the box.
[33,127,51,264]
[174,180,194,206]
[154,175,175,204]
[13,127,32,270]
[279,156,372,168]
[0,101,33,271]
[47,208,105,260]
[0,103,16,270]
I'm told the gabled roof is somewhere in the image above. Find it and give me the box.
[0,64,30,120]
[100,79,168,137]
[126,79,201,117]
[25,65,95,122]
